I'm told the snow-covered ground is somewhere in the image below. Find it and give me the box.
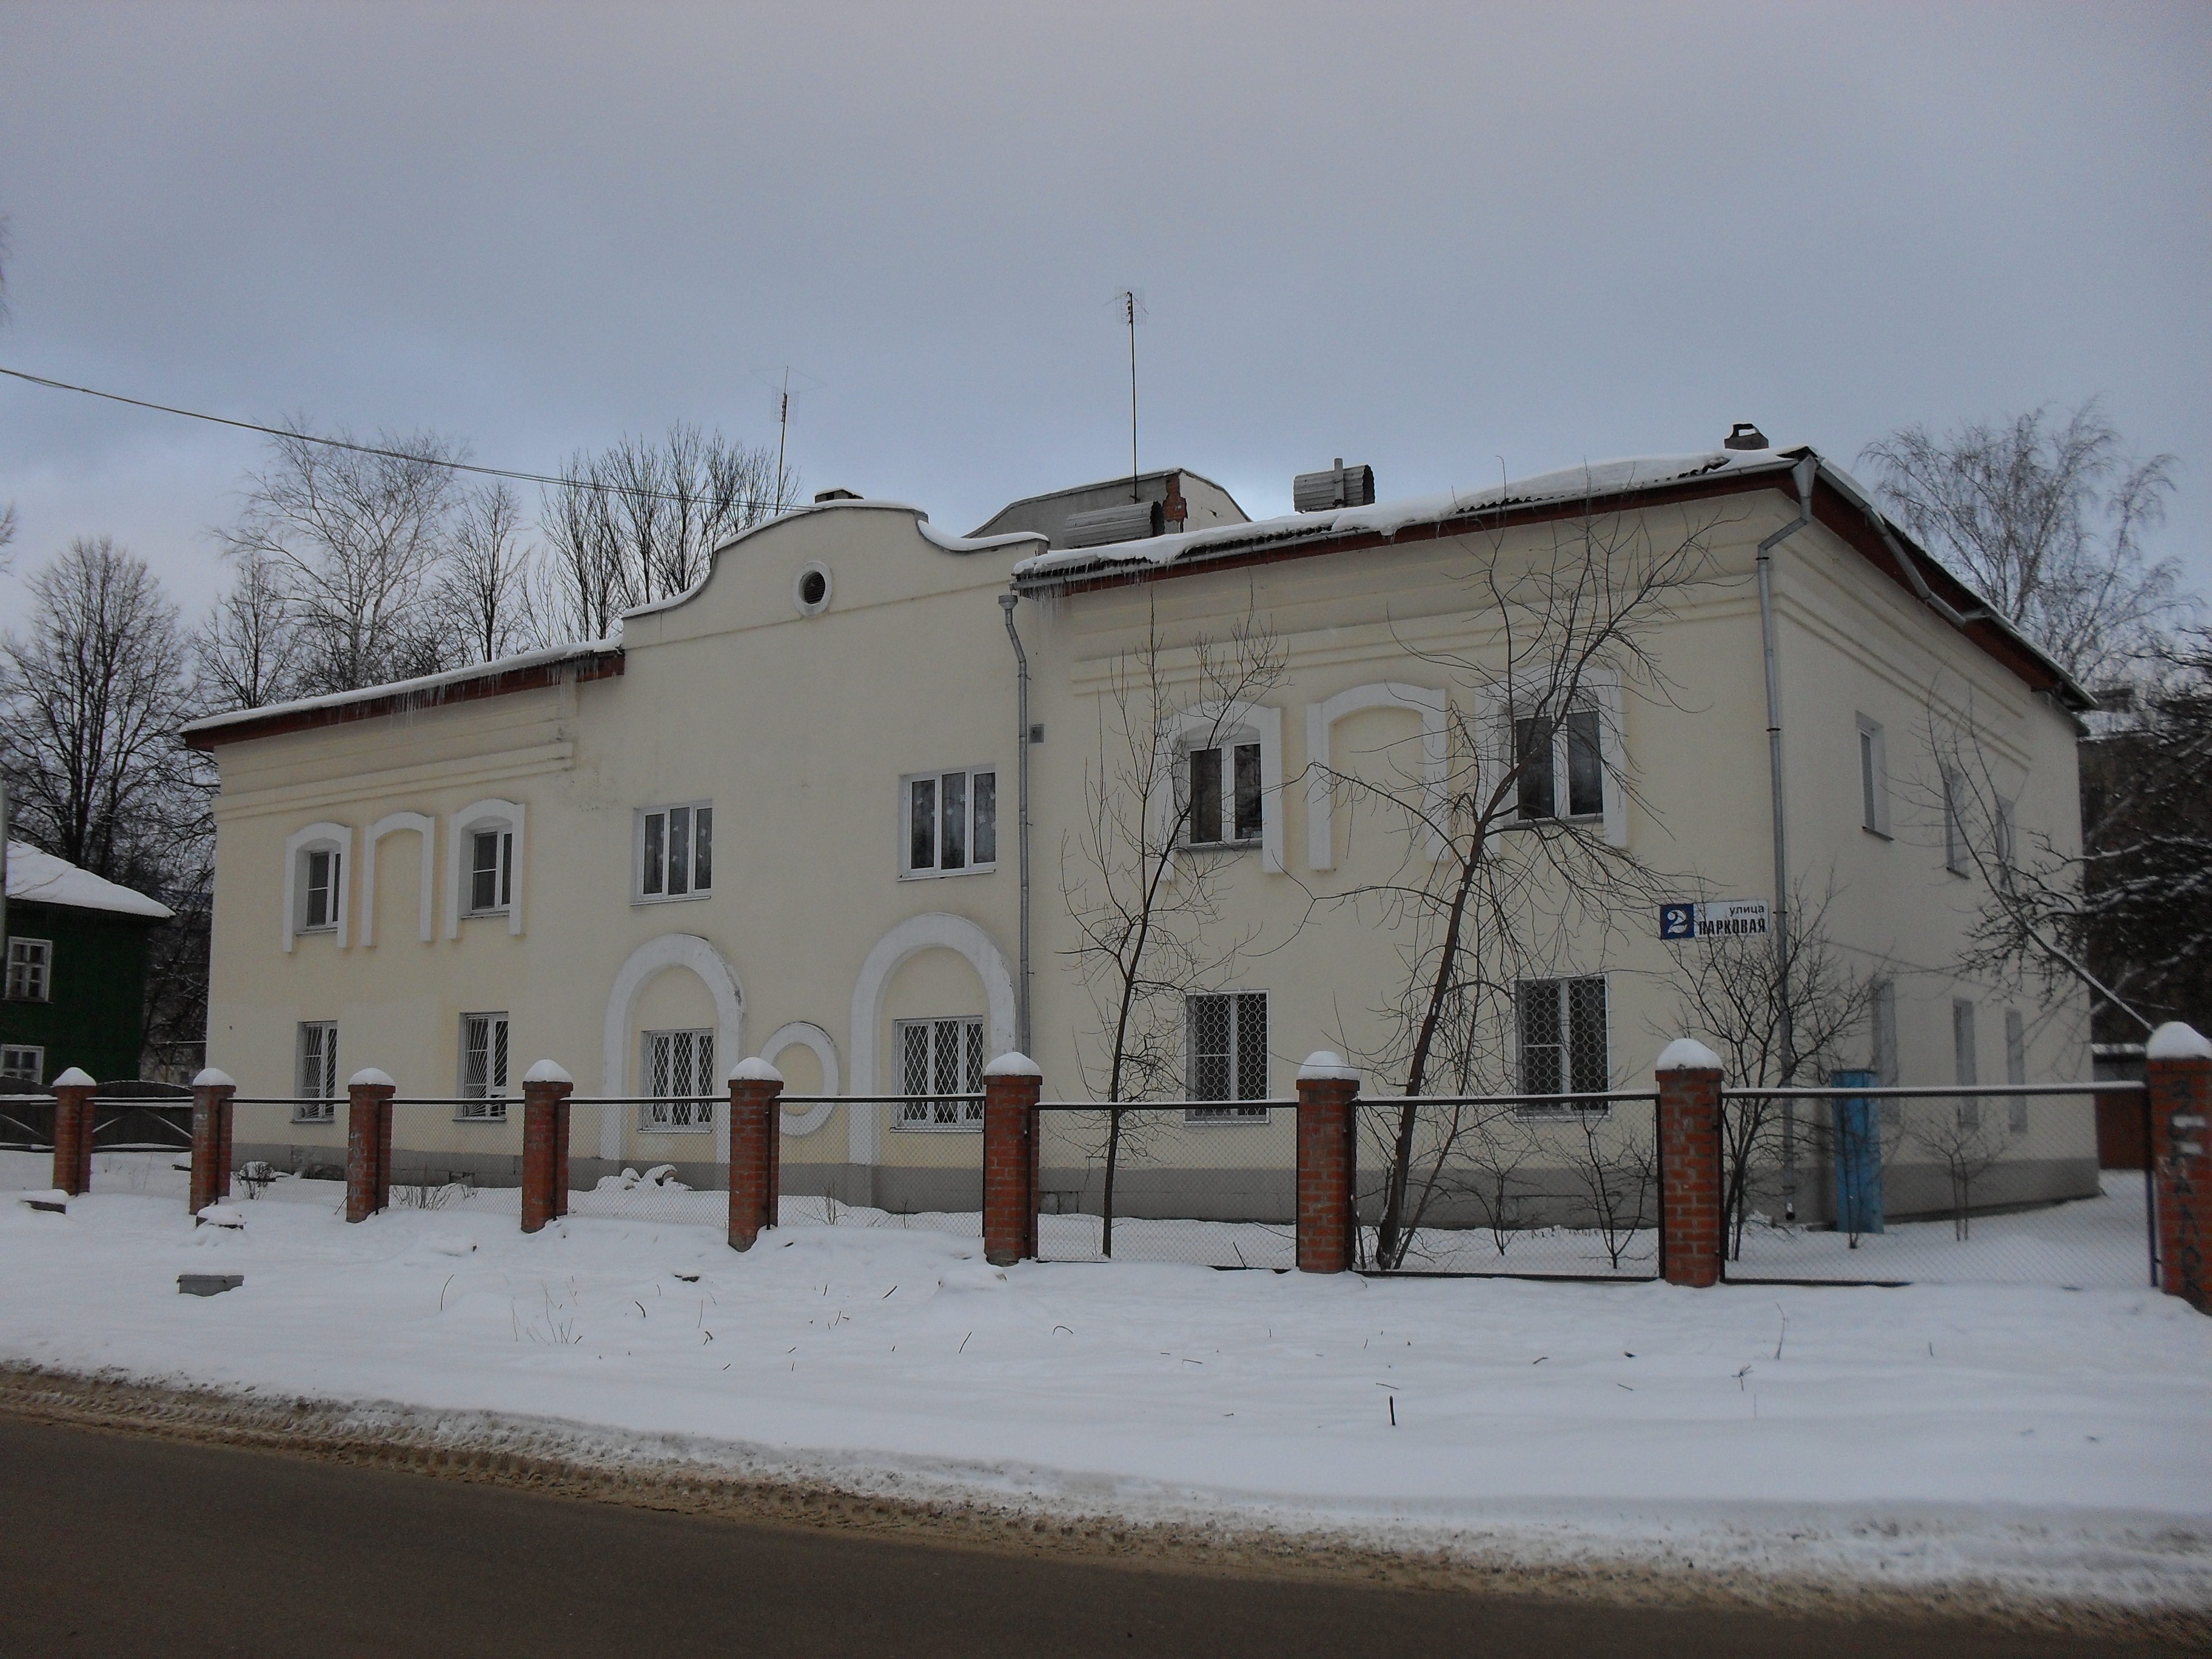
[4,1151,2210,1609]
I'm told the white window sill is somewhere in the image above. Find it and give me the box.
[1180,840,1261,855]
[290,1111,338,1124]
[295,926,337,937]
[1861,825,1893,842]
[1502,813,1603,831]
[462,908,512,921]
[899,865,997,881]
[632,891,712,906]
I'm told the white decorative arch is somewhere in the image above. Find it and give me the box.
[1477,663,1629,848]
[848,913,1016,1165]
[360,811,435,947]
[761,1021,840,1136]
[1154,699,1285,874]
[1305,683,1449,870]
[444,798,526,938]
[281,821,352,951]
[600,933,745,1162]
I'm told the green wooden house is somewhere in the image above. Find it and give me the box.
[4,841,173,1088]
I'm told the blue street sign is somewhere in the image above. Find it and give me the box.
[1658,903,1696,940]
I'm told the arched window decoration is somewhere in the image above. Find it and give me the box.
[444,799,526,938]
[360,811,436,946]
[1304,683,1448,870]
[1153,700,1285,874]
[281,822,353,952]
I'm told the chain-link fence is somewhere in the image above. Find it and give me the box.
[1717,1084,2153,1287]
[1036,1104,1299,1267]
[1356,1094,1661,1278]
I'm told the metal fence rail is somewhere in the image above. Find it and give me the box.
[1715,1082,2153,1287]
[1356,1093,1661,1278]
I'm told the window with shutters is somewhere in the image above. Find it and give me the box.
[1183,743,1262,847]
[900,770,996,877]
[1514,976,1609,1113]
[295,1022,338,1121]
[637,802,713,901]
[894,1017,985,1129]
[640,1028,715,1131]
[457,1012,509,1119]
[6,937,52,1002]
[1185,992,1269,1121]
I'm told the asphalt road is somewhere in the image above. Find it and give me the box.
[0,1416,2174,1658]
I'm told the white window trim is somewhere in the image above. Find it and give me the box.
[762,1021,840,1136]
[6,936,53,1003]
[634,800,715,903]
[457,1010,510,1120]
[1,1044,44,1085]
[1305,683,1449,870]
[897,766,1000,880]
[295,1021,338,1121]
[890,1015,987,1131]
[638,1027,717,1133]
[282,822,353,952]
[1155,700,1284,874]
[444,799,525,937]
[1940,767,1968,877]
[360,811,437,947]
[1482,669,1627,848]
[1855,714,1891,838]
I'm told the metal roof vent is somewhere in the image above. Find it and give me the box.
[1723,423,1769,452]
[813,487,863,503]
[1062,499,1165,548]
[1293,458,1376,513]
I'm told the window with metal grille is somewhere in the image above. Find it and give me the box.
[901,771,996,877]
[1184,743,1262,846]
[1514,977,1608,1111]
[458,1013,509,1119]
[301,849,340,931]
[894,1017,985,1129]
[469,830,514,915]
[295,1022,338,1121]
[1185,992,1269,1120]
[6,937,52,1002]
[1512,708,1604,822]
[2004,1007,2028,1133]
[1952,998,1980,1128]
[638,803,712,900]
[1,1044,42,1084]
[640,1028,715,1130]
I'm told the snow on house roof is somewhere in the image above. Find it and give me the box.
[5,843,173,920]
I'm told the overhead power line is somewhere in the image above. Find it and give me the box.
[0,363,788,512]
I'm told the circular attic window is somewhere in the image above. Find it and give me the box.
[793,563,832,616]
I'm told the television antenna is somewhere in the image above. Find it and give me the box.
[1109,289,1146,500]
[752,365,822,512]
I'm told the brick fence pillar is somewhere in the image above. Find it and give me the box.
[519,1060,574,1235]
[2147,1022,2212,1312]
[1295,1051,1359,1273]
[189,1067,237,1216]
[982,1053,1042,1267]
[728,1057,785,1251]
[49,1067,96,1196]
[1655,1039,1725,1288]
[344,1068,397,1224]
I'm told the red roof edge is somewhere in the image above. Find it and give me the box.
[184,649,625,751]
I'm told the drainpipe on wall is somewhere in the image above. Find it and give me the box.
[1756,455,1819,1220]
[998,594,1033,1056]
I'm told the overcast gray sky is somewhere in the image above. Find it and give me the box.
[3,2,2207,622]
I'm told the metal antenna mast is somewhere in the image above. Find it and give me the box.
[776,369,792,513]
[1124,290,1139,501]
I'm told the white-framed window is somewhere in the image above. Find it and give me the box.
[300,848,341,932]
[1184,741,1263,848]
[1515,976,1609,1112]
[1941,767,1968,876]
[6,936,52,1002]
[1186,991,1269,1119]
[1512,708,1604,822]
[1855,714,1891,836]
[637,802,713,901]
[2004,1007,2028,1133]
[894,1016,985,1130]
[295,1022,338,1121]
[1,1045,42,1085]
[1952,997,1980,1128]
[640,1028,715,1131]
[458,1012,509,1120]
[902,769,996,877]
[467,829,514,916]
[1993,797,2017,877]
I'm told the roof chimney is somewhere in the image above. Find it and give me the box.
[1293,458,1377,513]
[1723,423,1769,452]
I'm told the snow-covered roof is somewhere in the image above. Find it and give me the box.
[181,640,623,746]
[5,843,173,920]
[1011,449,1797,581]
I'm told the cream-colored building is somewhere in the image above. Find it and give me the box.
[187,439,2097,1224]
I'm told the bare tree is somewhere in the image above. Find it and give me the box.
[0,537,196,887]
[196,548,305,711]
[220,421,464,694]
[1908,1099,2010,1242]
[1667,882,1880,1257]
[1309,492,1721,1270]
[1059,602,1286,1255]
[438,483,535,663]
[1861,401,2186,686]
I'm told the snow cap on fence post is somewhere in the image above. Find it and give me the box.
[347,1067,396,1090]
[1296,1051,1360,1083]
[522,1057,574,1085]
[50,1067,96,1089]
[2147,1022,2211,1062]
[190,1067,236,1090]
[729,1056,784,1085]
[982,1051,1042,1079]
[1655,1038,1723,1074]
